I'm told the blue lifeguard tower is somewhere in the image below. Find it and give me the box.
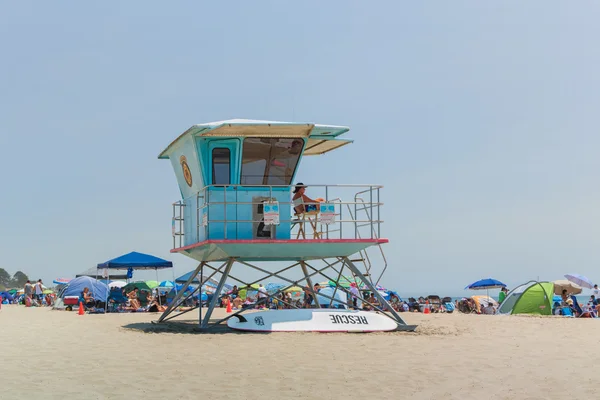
[157,119,414,331]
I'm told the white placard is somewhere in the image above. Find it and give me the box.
[263,201,280,225]
[202,212,208,227]
[319,203,336,225]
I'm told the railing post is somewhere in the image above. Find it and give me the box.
[223,186,227,240]
[196,192,200,243]
[206,188,210,239]
[340,198,343,239]
[172,203,176,249]
[325,186,329,239]
[377,187,381,239]
[369,186,373,239]
[354,194,358,240]
[179,202,183,248]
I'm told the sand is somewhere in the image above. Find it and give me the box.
[0,305,596,399]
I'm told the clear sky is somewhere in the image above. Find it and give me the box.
[1,2,599,296]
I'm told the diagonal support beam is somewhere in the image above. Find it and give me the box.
[300,261,320,308]
[200,258,235,329]
[158,261,205,323]
[343,256,408,326]
[157,260,229,323]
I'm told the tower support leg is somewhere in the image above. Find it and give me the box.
[300,261,320,308]
[200,257,235,329]
[343,256,415,330]
[158,261,206,323]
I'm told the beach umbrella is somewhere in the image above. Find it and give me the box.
[553,280,582,295]
[42,289,53,294]
[284,286,303,293]
[564,274,593,290]
[145,280,159,289]
[159,280,174,288]
[108,281,127,289]
[465,278,507,290]
[465,278,506,300]
[123,281,151,293]
[265,283,285,294]
[53,278,71,285]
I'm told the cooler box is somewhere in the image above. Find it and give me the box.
[63,296,80,306]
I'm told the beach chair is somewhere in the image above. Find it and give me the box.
[561,307,574,317]
[293,210,321,239]
[108,290,128,312]
[138,291,150,307]
[427,295,442,312]
[443,301,455,313]
[570,295,583,317]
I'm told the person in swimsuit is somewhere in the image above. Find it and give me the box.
[81,287,95,308]
[303,286,314,308]
[292,183,321,214]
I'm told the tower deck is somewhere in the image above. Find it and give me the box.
[171,183,387,261]
[172,238,388,262]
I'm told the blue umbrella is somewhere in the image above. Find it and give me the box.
[465,278,506,301]
[465,278,506,290]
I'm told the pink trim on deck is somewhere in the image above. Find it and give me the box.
[171,238,389,253]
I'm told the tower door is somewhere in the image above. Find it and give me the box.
[206,139,240,240]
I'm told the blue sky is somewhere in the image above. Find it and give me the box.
[1,2,599,295]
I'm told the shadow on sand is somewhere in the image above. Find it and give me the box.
[121,319,269,335]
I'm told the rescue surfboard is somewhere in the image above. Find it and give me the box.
[226,309,399,332]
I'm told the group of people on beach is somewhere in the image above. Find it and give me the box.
[79,286,174,313]
[553,285,600,318]
[22,280,54,307]
[219,282,395,312]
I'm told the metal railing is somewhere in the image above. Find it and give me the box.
[172,201,185,249]
[171,184,384,248]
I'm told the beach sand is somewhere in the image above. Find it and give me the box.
[0,305,596,400]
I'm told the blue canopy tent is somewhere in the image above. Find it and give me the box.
[97,251,173,284]
[97,252,174,310]
[98,251,173,271]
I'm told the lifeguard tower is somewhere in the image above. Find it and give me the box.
[156,119,414,331]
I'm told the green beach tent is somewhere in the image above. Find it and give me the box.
[497,281,554,315]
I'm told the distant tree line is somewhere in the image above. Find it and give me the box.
[0,268,30,290]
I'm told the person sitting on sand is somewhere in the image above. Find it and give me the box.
[285,291,293,309]
[232,296,243,310]
[81,287,95,308]
[362,293,378,311]
[303,286,314,308]
[127,288,141,309]
[482,303,496,315]
[147,297,167,313]
[561,289,569,303]
[389,294,400,311]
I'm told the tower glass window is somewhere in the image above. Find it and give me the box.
[240,138,303,185]
[212,148,231,185]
